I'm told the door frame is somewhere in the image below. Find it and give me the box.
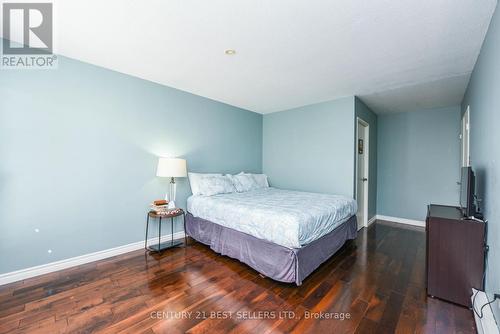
[461,106,470,167]
[355,117,369,229]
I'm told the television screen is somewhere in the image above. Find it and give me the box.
[460,167,469,210]
[460,166,475,217]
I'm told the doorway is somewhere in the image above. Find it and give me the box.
[356,118,369,230]
[461,106,470,167]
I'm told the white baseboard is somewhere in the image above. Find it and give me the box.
[367,215,377,226]
[0,231,186,286]
[472,288,500,334]
[374,215,426,227]
[0,214,425,285]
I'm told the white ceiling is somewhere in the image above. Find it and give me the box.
[3,0,497,114]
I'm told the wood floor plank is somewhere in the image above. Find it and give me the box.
[0,221,475,334]
[355,318,380,333]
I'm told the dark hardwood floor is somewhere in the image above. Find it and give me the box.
[0,220,475,334]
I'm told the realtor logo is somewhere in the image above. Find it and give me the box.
[1,2,57,69]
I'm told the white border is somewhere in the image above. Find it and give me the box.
[367,215,377,226]
[0,214,426,286]
[374,215,426,227]
[0,232,186,286]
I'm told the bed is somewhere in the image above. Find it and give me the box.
[185,185,358,286]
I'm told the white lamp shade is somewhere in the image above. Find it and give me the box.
[156,158,187,178]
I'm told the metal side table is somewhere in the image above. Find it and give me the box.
[145,209,186,252]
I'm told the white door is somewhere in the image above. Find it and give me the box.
[356,118,369,230]
[461,106,470,167]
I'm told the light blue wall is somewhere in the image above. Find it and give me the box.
[377,107,461,221]
[263,97,355,197]
[355,98,378,220]
[0,51,262,274]
[461,4,500,293]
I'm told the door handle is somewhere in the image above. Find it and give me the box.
[362,178,368,182]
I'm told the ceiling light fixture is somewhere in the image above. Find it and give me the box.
[224,49,236,55]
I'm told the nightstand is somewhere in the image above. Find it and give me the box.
[145,209,186,252]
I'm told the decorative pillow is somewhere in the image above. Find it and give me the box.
[231,174,260,192]
[188,172,222,195]
[197,175,236,196]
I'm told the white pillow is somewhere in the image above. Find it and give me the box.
[237,172,269,189]
[231,174,260,192]
[188,172,222,195]
[197,175,236,196]
[250,174,269,188]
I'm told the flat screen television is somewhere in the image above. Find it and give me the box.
[460,166,476,218]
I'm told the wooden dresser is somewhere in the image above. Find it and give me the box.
[426,204,486,307]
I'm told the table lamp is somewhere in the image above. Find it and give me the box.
[156,157,187,209]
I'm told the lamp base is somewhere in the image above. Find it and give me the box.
[165,177,177,209]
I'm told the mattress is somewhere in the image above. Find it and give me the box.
[187,187,357,249]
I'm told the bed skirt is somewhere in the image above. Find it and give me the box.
[185,213,357,286]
